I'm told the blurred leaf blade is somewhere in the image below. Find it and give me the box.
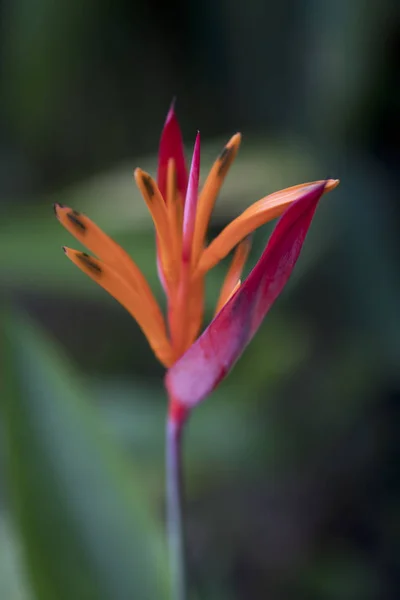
[1,310,170,600]
[0,514,33,600]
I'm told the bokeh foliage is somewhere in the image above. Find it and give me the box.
[0,0,399,598]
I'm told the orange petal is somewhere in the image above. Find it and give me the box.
[134,168,177,285]
[54,203,148,290]
[198,179,339,274]
[168,135,202,357]
[215,237,251,314]
[185,275,205,350]
[191,133,242,265]
[54,204,165,335]
[63,247,174,367]
[166,158,183,271]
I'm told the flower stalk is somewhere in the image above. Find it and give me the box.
[166,413,187,600]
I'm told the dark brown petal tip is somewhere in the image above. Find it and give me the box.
[67,211,86,232]
[62,246,67,253]
[217,145,234,177]
[53,202,65,216]
[142,174,155,198]
[77,252,102,275]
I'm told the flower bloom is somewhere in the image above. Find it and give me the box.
[55,104,338,420]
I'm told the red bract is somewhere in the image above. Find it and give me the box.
[165,182,326,417]
[157,101,188,202]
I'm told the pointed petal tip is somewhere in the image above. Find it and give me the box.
[62,246,67,254]
[224,132,242,151]
[325,178,340,191]
[134,167,152,187]
[53,202,66,216]
[182,130,201,257]
[165,97,177,123]
[192,131,201,154]
[188,132,201,177]
[158,99,188,198]
[194,131,201,151]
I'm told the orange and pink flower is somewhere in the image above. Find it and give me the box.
[55,104,339,423]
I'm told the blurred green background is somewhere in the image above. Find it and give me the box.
[1,0,399,598]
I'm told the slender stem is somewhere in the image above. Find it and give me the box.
[166,417,187,600]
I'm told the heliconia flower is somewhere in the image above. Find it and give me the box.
[54,104,339,421]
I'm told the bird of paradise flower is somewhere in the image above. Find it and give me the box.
[55,103,339,600]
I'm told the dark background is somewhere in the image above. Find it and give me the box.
[1,1,399,598]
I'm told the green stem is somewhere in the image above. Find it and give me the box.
[166,417,187,600]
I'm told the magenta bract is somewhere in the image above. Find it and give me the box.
[165,181,326,409]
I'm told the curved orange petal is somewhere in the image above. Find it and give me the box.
[191,133,242,265]
[197,179,339,274]
[63,247,174,367]
[54,203,165,328]
[215,237,251,314]
[54,204,144,285]
[185,275,205,351]
[166,158,183,271]
[134,168,177,285]
[169,134,201,356]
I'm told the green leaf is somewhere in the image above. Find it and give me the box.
[0,514,32,600]
[1,310,171,600]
